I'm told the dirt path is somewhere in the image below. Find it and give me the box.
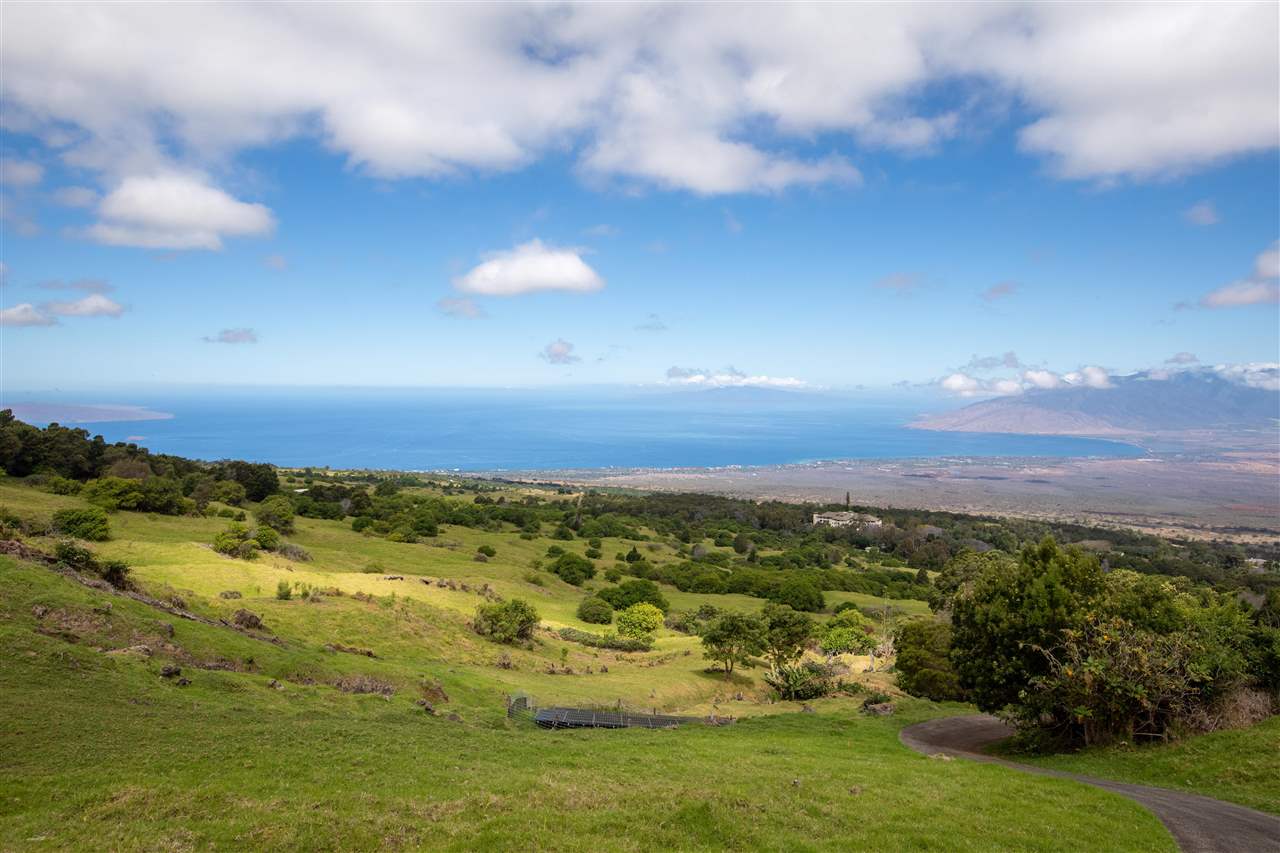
[899,714,1280,853]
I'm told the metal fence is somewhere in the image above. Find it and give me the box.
[507,695,734,730]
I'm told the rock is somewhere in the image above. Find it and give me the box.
[108,644,153,658]
[160,665,182,679]
[159,622,175,638]
[415,699,436,715]
[446,712,462,722]
[31,604,48,620]
[801,703,815,714]
[849,785,863,796]
[382,575,404,581]
[863,702,894,716]
[232,609,264,630]
[791,779,801,787]
[218,590,242,600]
[268,678,283,690]
[176,677,191,687]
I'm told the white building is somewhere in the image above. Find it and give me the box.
[812,511,882,529]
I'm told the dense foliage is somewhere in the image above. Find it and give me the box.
[473,599,539,645]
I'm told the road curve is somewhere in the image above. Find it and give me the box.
[899,714,1280,853]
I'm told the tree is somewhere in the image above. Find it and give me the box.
[597,578,669,613]
[760,603,814,670]
[771,578,824,612]
[255,495,296,533]
[547,552,596,586]
[732,532,752,555]
[576,596,614,624]
[700,612,765,675]
[819,625,875,658]
[616,602,664,639]
[625,545,642,563]
[895,619,964,701]
[211,480,247,506]
[474,599,540,644]
[949,537,1104,715]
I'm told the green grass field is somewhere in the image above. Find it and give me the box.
[0,476,1264,850]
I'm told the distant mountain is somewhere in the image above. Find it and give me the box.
[914,370,1279,435]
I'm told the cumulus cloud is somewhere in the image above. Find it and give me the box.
[1183,200,1219,226]
[635,313,667,332]
[665,365,808,389]
[86,173,275,250]
[0,158,43,187]
[1063,365,1113,389]
[1214,362,1279,392]
[44,293,124,318]
[1165,351,1199,365]
[4,3,1271,211]
[540,338,580,365]
[51,186,98,208]
[455,239,603,296]
[940,372,984,396]
[981,281,1019,301]
[203,328,258,344]
[1199,241,1280,308]
[0,302,56,326]
[1021,368,1063,390]
[436,296,485,318]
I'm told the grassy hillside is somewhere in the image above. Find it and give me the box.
[0,476,1187,850]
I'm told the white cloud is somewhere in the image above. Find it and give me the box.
[0,158,43,187]
[455,239,603,297]
[540,338,580,365]
[203,328,257,344]
[1021,368,1062,389]
[44,293,124,317]
[1165,351,1199,365]
[436,296,485,319]
[86,173,275,250]
[1214,362,1280,392]
[1183,200,1219,226]
[0,302,55,326]
[665,365,808,389]
[51,186,98,208]
[1199,242,1280,308]
[1063,365,1113,389]
[964,352,1022,372]
[940,372,984,396]
[3,4,1272,203]
[38,279,112,294]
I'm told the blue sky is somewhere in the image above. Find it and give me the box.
[1,4,1277,395]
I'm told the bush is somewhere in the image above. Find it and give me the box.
[770,578,825,612]
[477,544,496,558]
[53,540,130,588]
[212,522,258,558]
[819,625,875,657]
[547,552,596,586]
[615,602,664,639]
[51,507,110,541]
[895,619,965,701]
[558,627,652,652]
[255,495,295,533]
[522,571,546,587]
[253,525,281,551]
[597,578,669,613]
[47,476,82,495]
[765,660,837,701]
[585,547,602,559]
[474,599,540,644]
[577,596,614,624]
[279,543,312,562]
[276,580,293,600]
[700,612,765,675]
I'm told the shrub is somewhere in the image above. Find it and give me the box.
[51,507,110,541]
[255,495,295,533]
[547,552,596,586]
[477,544,497,558]
[895,619,964,702]
[47,476,82,495]
[278,542,312,562]
[253,525,281,551]
[52,540,130,588]
[211,480,247,506]
[212,522,258,559]
[577,596,614,624]
[765,660,837,701]
[615,603,664,639]
[819,625,875,657]
[585,547,602,559]
[474,599,540,644]
[597,578,669,613]
[523,571,546,587]
[558,627,652,652]
[276,580,293,600]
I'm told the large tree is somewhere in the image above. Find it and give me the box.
[700,612,765,676]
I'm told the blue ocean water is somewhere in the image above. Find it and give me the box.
[3,387,1145,471]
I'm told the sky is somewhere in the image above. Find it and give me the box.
[1,3,1278,396]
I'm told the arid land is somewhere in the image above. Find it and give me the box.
[502,446,1280,544]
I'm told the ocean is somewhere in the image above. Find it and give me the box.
[3,387,1145,471]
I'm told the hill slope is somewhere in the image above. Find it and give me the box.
[915,370,1279,436]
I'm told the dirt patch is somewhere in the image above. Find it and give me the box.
[331,674,395,696]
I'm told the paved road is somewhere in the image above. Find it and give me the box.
[899,714,1280,853]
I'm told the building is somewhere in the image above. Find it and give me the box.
[812,511,882,529]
